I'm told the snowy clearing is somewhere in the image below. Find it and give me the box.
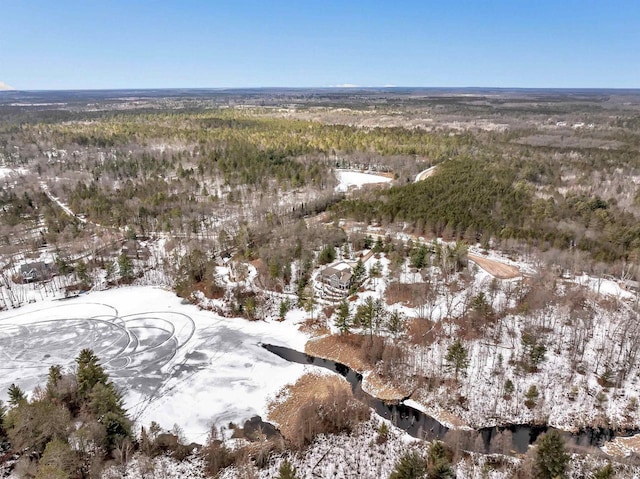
[335,170,392,192]
[0,286,310,443]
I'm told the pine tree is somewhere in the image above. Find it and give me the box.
[318,244,336,265]
[426,441,453,478]
[354,297,374,335]
[277,460,299,479]
[117,253,133,282]
[351,259,366,290]
[387,310,405,336]
[373,236,384,253]
[0,400,5,435]
[75,350,132,451]
[533,430,569,479]
[279,298,291,320]
[76,260,89,287]
[525,385,539,409]
[7,383,26,407]
[45,365,63,399]
[76,349,108,399]
[335,300,351,334]
[445,339,469,380]
[390,451,427,479]
[372,297,387,332]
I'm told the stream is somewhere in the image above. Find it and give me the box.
[263,343,636,454]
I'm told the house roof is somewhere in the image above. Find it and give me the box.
[320,262,353,283]
[19,261,48,274]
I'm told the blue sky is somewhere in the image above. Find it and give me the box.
[0,0,638,90]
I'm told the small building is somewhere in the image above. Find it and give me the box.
[20,262,53,283]
[319,262,353,291]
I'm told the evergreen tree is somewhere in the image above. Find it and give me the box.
[0,400,5,436]
[335,300,351,334]
[533,430,569,479]
[76,260,90,287]
[76,349,108,399]
[372,297,387,332]
[387,310,405,337]
[410,244,429,269]
[75,350,132,451]
[426,441,453,479]
[503,379,514,399]
[318,244,336,265]
[471,292,492,319]
[445,340,469,380]
[7,384,26,407]
[351,259,366,291]
[117,253,133,282]
[373,236,384,253]
[525,385,539,409]
[45,365,63,399]
[55,254,71,276]
[354,297,374,335]
[390,451,427,479]
[279,298,291,319]
[277,460,300,479]
[364,235,374,249]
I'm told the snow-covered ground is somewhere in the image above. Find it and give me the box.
[0,167,27,179]
[335,170,392,193]
[0,286,310,443]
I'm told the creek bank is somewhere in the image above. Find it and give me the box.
[263,343,639,454]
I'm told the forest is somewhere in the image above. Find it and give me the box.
[1,89,640,478]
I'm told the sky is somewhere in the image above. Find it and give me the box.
[0,0,638,90]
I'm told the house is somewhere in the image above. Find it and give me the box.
[319,261,353,291]
[121,240,150,260]
[19,262,53,283]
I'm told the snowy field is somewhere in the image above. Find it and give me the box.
[0,287,309,443]
[335,170,392,192]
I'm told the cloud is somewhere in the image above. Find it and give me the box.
[333,83,360,88]
[0,82,15,91]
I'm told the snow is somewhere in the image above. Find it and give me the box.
[0,167,27,179]
[335,170,392,192]
[0,286,310,443]
[220,419,420,479]
[102,454,207,479]
[575,273,635,300]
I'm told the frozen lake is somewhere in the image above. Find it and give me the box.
[0,287,308,443]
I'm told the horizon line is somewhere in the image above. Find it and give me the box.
[2,85,640,93]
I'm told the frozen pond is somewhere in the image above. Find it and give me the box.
[335,170,392,192]
[0,287,308,443]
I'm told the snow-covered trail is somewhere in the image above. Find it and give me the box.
[39,181,88,224]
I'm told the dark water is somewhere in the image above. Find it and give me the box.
[262,343,637,454]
